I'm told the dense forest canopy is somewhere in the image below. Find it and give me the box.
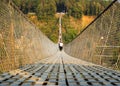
[12,0,113,43]
[12,0,112,17]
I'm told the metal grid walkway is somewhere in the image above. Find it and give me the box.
[0,51,120,86]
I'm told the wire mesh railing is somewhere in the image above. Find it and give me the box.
[64,0,120,70]
[0,0,58,72]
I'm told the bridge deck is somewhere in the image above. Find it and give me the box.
[0,51,120,86]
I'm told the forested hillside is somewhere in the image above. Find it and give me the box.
[12,0,112,43]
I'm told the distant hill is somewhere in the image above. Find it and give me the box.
[13,0,112,43]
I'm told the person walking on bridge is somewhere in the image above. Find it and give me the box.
[59,42,63,51]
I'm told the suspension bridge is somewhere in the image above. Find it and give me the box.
[0,0,120,86]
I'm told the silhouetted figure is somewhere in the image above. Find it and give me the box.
[59,42,63,51]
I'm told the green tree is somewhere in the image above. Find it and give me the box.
[36,0,56,20]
